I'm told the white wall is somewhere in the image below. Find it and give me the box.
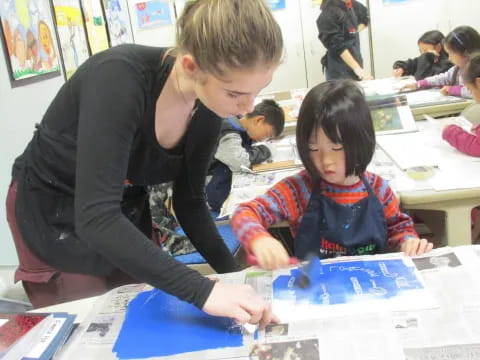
[0,44,64,265]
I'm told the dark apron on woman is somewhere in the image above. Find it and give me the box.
[295,177,387,260]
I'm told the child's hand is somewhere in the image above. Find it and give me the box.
[440,86,451,96]
[400,238,433,256]
[400,83,417,92]
[392,68,404,78]
[250,236,290,270]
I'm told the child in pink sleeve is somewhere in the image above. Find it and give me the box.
[442,52,480,156]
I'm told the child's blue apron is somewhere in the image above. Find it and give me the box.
[294,176,387,259]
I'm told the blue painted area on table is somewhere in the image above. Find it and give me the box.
[273,257,423,305]
[113,289,243,359]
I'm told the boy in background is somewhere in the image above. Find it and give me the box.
[207,99,285,212]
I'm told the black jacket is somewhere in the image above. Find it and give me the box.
[393,51,453,80]
[317,0,369,80]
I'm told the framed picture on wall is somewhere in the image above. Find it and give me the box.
[51,0,91,80]
[0,0,61,87]
[80,0,110,54]
[133,0,172,30]
[102,0,133,46]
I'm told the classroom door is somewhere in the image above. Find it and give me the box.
[261,0,308,94]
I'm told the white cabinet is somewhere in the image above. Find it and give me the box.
[261,0,308,94]
[446,0,480,31]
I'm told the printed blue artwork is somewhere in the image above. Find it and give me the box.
[268,0,286,11]
[113,289,243,359]
[135,0,172,29]
[273,257,423,305]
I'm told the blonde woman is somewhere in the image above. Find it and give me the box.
[7,0,283,328]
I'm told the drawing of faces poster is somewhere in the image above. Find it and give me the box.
[80,0,109,54]
[102,0,133,46]
[0,0,60,86]
[134,0,172,30]
[51,0,90,79]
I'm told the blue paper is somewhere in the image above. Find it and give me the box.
[273,258,423,305]
[113,289,243,359]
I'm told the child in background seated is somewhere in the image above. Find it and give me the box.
[442,52,480,156]
[232,80,433,270]
[206,100,285,212]
[442,53,480,244]
[402,26,480,98]
[393,30,452,80]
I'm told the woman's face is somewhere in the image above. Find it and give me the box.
[193,64,277,118]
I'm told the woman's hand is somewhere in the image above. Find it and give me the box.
[251,236,291,270]
[202,282,279,329]
[393,68,404,78]
[400,237,434,256]
[353,67,373,81]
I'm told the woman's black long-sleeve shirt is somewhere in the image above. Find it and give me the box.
[12,44,238,308]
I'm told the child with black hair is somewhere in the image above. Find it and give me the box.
[232,80,433,270]
[207,99,285,212]
[402,26,480,98]
[393,30,452,80]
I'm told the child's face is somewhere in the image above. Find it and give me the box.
[309,127,358,186]
[246,116,275,142]
[418,42,442,55]
[445,45,467,68]
[465,79,480,103]
[418,42,436,54]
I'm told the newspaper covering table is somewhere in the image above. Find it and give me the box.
[55,246,480,360]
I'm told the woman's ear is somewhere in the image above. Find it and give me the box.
[476,77,480,89]
[180,54,200,77]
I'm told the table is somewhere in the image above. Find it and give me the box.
[31,246,480,360]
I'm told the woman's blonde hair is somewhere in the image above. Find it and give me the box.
[176,0,283,76]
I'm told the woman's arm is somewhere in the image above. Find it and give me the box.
[173,105,239,274]
[75,60,214,308]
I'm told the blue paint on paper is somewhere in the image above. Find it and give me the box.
[113,289,243,359]
[273,258,423,305]
[268,0,286,11]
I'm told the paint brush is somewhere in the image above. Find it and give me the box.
[297,253,318,289]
